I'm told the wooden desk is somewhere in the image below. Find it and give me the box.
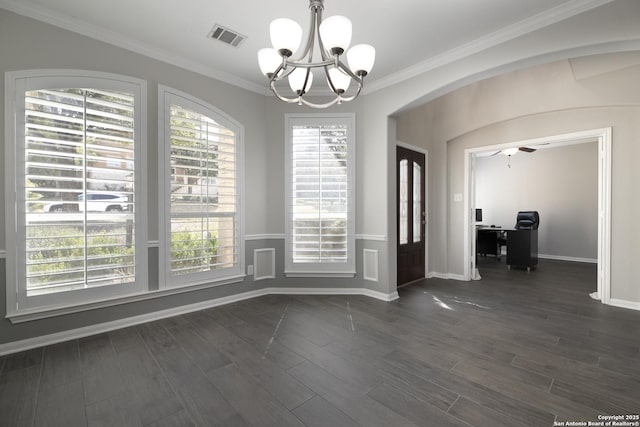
[476,227,504,258]
[505,229,538,271]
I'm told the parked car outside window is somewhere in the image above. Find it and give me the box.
[44,192,129,212]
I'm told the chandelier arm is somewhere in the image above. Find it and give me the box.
[275,65,295,80]
[270,83,339,108]
[268,62,285,83]
[323,66,342,96]
[285,58,335,69]
[260,0,372,108]
[335,80,363,102]
[290,1,319,64]
[335,59,361,81]
[299,96,341,109]
[314,7,333,61]
[269,82,305,104]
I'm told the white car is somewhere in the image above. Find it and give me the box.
[45,192,129,212]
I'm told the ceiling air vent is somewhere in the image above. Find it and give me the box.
[207,24,246,48]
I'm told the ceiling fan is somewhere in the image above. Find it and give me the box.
[490,146,538,156]
[490,145,544,167]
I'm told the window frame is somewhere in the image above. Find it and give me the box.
[158,85,245,288]
[284,113,356,277]
[4,69,148,318]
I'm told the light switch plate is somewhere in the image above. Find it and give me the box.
[454,193,463,202]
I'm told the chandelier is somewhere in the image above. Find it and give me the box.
[257,0,375,108]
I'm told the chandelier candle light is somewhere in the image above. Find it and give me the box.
[258,0,375,108]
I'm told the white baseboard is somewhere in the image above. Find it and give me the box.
[608,298,640,311]
[0,286,399,356]
[245,234,285,241]
[426,272,467,281]
[264,287,399,302]
[538,254,597,263]
[0,289,267,357]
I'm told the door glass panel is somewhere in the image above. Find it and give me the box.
[413,162,422,242]
[399,159,408,245]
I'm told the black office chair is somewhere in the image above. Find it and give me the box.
[507,211,540,271]
[515,211,540,230]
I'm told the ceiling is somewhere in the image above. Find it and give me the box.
[0,0,620,96]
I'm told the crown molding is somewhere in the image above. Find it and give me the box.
[365,0,616,94]
[1,0,616,98]
[0,0,269,96]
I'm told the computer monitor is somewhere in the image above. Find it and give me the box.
[475,208,483,222]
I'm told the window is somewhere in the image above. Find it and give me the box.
[159,86,243,287]
[5,70,147,316]
[285,114,355,277]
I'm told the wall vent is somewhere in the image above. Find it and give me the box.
[207,24,246,48]
[254,248,276,281]
[363,249,379,282]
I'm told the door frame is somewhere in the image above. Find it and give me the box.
[397,141,428,280]
[463,128,612,304]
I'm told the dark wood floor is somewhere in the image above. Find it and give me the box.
[2,258,639,426]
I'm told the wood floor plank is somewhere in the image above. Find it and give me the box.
[154,348,208,389]
[2,258,639,426]
[288,360,417,427]
[367,382,468,427]
[292,395,360,427]
[598,352,640,378]
[419,363,556,427]
[34,380,86,427]
[215,414,252,427]
[172,376,238,426]
[371,350,460,411]
[137,321,180,355]
[207,364,306,427]
[165,323,232,373]
[2,348,43,373]
[550,379,634,414]
[82,361,127,405]
[447,396,529,427]
[0,365,40,427]
[277,332,383,392]
[512,351,640,407]
[123,374,186,425]
[108,327,144,353]
[85,393,142,427]
[214,335,316,410]
[451,354,553,392]
[146,409,195,427]
[324,339,461,413]
[39,340,82,390]
[115,342,163,385]
[220,317,307,370]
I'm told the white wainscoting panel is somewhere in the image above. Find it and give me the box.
[363,249,379,282]
[254,248,276,281]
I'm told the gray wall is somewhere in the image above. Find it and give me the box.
[474,143,598,261]
[3,1,640,347]
[396,58,640,303]
[0,10,378,347]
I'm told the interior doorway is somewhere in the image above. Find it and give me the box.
[397,145,426,286]
[463,128,611,304]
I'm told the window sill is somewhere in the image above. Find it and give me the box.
[7,274,246,324]
[284,271,356,278]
